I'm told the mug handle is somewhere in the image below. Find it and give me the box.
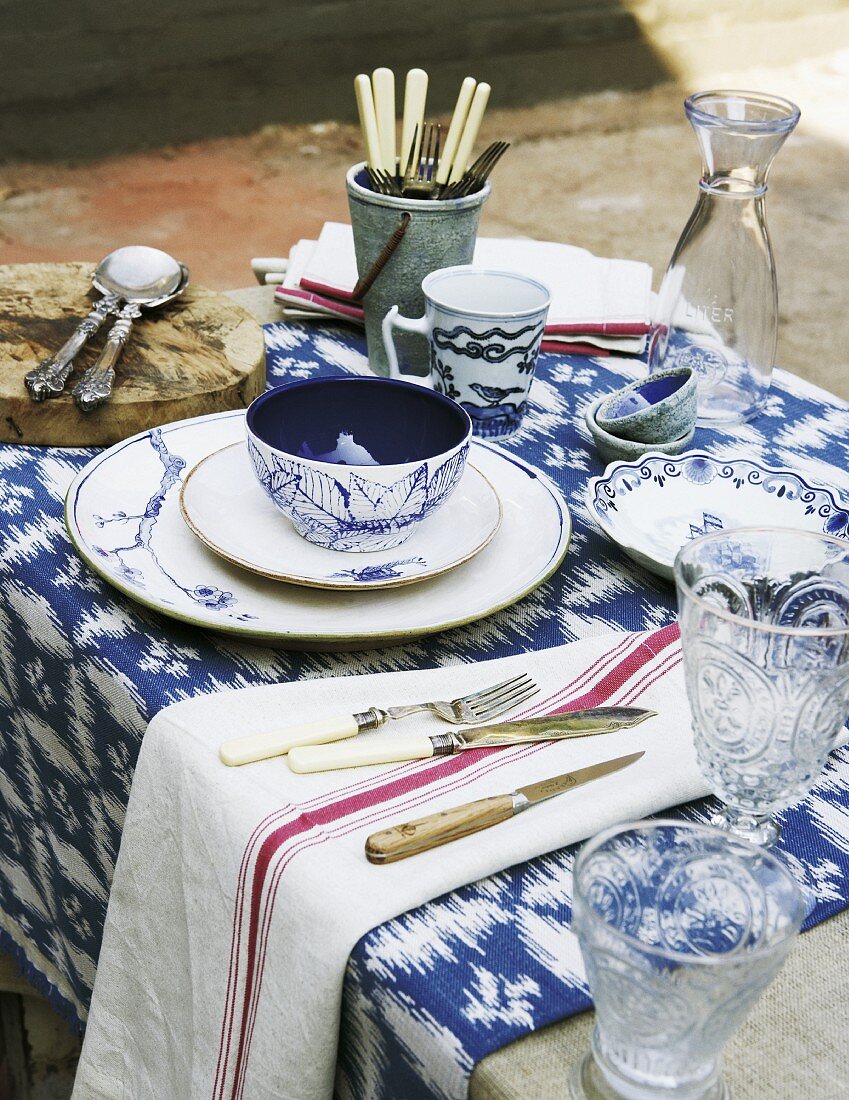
[382,306,434,388]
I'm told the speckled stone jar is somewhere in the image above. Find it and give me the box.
[346,163,490,376]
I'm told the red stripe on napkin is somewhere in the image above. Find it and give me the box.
[275,287,366,321]
[545,321,651,336]
[299,276,356,301]
[550,622,680,712]
[540,340,611,357]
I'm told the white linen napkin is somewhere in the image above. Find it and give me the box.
[274,223,653,352]
[74,624,704,1100]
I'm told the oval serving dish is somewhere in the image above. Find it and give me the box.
[587,450,849,579]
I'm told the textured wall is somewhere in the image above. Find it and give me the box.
[1,1,845,160]
[1,0,669,160]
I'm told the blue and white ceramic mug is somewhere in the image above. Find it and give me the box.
[382,266,551,437]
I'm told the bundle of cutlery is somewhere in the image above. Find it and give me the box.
[219,669,657,773]
[354,67,509,200]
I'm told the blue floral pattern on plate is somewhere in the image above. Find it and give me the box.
[588,451,849,579]
[89,428,246,616]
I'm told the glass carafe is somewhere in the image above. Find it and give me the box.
[649,91,800,425]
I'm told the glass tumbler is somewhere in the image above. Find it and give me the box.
[570,820,805,1100]
[675,527,849,846]
[648,91,800,425]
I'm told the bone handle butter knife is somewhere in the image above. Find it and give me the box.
[400,68,428,174]
[436,76,476,186]
[354,73,384,170]
[447,81,490,184]
[286,708,656,774]
[365,751,645,863]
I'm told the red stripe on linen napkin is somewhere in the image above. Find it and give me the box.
[540,340,611,356]
[550,622,680,712]
[545,321,651,336]
[276,286,643,356]
[294,283,651,339]
[275,286,366,321]
[299,276,356,301]
[214,622,681,1099]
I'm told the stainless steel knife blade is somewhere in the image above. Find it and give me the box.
[516,750,646,806]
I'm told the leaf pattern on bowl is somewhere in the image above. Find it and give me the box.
[347,468,427,525]
[248,438,469,550]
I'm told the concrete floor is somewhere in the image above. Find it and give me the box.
[1,39,848,1100]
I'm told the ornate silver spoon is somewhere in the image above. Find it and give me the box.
[24,250,128,401]
[71,247,189,413]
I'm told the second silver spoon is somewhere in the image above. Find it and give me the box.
[72,247,189,413]
[24,250,129,401]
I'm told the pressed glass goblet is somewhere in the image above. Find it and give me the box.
[570,820,805,1100]
[675,527,849,846]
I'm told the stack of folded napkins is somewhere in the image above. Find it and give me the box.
[275,222,653,355]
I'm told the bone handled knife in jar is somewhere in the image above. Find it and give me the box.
[286,708,657,773]
[365,751,645,863]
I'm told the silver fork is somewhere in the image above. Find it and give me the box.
[219,672,538,766]
[366,672,538,727]
[402,121,441,198]
[367,166,403,197]
[442,141,510,199]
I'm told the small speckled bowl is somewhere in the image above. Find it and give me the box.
[585,396,696,463]
[594,367,697,443]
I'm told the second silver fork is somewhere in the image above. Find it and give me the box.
[219,673,538,766]
[402,121,441,197]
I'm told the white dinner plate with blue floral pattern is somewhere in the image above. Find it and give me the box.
[588,450,849,580]
[179,443,502,590]
[65,410,571,648]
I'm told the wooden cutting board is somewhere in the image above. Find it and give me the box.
[0,262,266,446]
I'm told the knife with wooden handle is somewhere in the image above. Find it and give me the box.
[286,708,656,773]
[365,751,645,863]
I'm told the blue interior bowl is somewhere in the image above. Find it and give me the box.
[595,367,698,444]
[247,377,471,465]
[605,372,688,416]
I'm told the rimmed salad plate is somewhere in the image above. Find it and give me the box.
[179,443,502,590]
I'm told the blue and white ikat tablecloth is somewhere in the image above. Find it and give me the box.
[1,321,849,1098]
